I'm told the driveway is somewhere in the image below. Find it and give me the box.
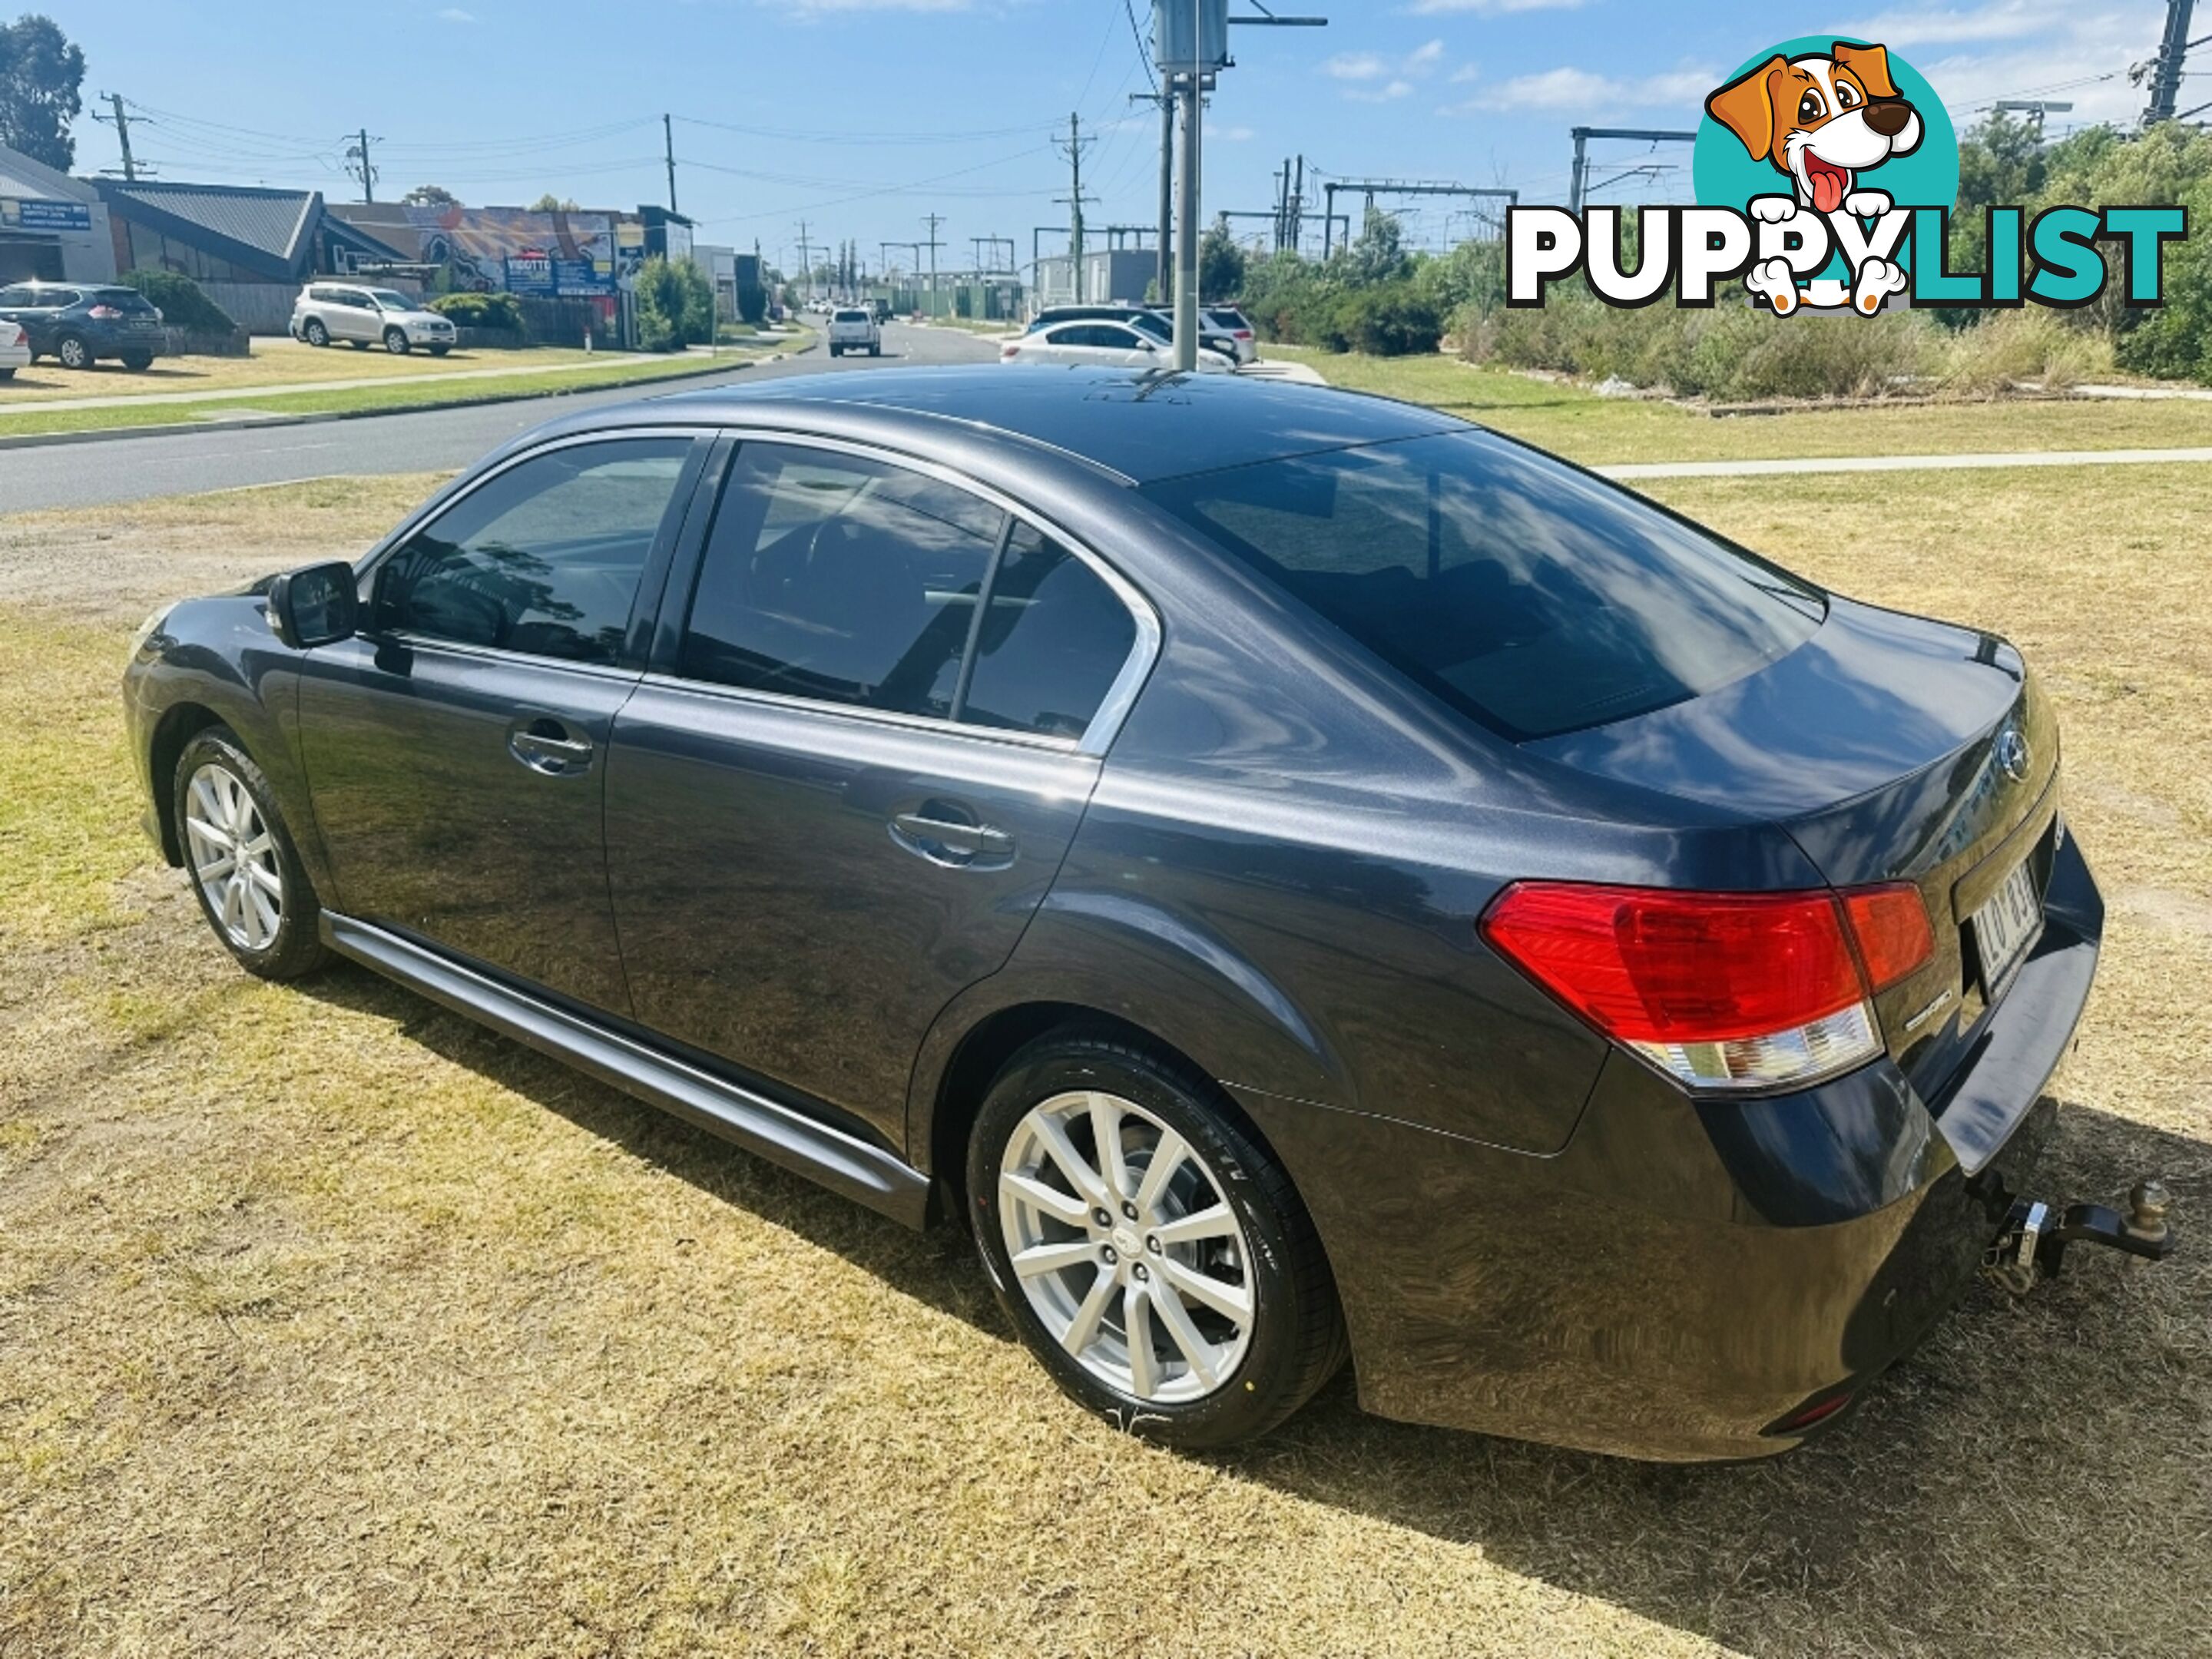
[0,323,999,514]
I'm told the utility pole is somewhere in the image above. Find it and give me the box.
[94,93,139,182]
[1174,72,1201,369]
[663,114,678,214]
[921,211,945,316]
[1133,88,1174,303]
[1290,155,1305,253]
[1053,112,1098,303]
[345,129,379,204]
[795,221,813,302]
[2142,0,2198,121]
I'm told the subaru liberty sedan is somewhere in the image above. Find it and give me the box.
[121,367,2171,1459]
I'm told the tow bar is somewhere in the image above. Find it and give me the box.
[1983,1180,2177,1295]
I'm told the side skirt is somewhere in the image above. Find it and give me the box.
[320,912,932,1229]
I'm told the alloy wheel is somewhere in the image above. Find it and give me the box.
[184,762,283,952]
[57,335,87,369]
[998,1090,1255,1404]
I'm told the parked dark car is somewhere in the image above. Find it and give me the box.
[121,367,2169,1459]
[0,280,167,370]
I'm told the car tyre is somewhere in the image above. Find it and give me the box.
[303,318,329,347]
[383,328,410,355]
[0,368,13,382]
[966,1031,1346,1449]
[830,344,842,357]
[55,332,90,369]
[121,349,154,371]
[172,727,329,982]
[428,343,451,356]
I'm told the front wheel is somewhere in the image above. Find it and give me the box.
[428,343,451,356]
[383,328,410,355]
[173,727,329,981]
[967,1033,1346,1449]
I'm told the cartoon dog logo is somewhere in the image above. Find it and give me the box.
[1706,41,1923,315]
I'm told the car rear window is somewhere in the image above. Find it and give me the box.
[92,289,157,311]
[834,309,870,323]
[1143,431,1826,741]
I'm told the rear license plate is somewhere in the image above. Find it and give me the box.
[1972,856,2041,991]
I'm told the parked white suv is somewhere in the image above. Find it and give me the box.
[291,284,457,356]
[826,306,881,358]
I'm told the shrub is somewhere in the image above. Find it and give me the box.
[427,290,525,333]
[633,257,716,352]
[1333,282,1443,356]
[1940,310,2114,395]
[117,269,234,333]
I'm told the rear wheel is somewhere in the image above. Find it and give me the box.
[0,368,13,382]
[173,727,329,981]
[383,328,410,354]
[55,333,90,369]
[302,317,329,346]
[121,349,154,371]
[966,1032,1346,1448]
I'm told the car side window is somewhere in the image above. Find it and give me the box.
[960,522,1137,740]
[373,437,695,664]
[0,285,32,306]
[679,443,1004,717]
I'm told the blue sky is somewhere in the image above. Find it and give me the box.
[61,0,2171,273]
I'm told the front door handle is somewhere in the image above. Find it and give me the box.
[508,717,594,777]
[892,809,1015,866]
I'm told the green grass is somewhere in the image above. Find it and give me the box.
[0,347,797,441]
[1267,344,2212,465]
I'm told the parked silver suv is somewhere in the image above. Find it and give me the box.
[290,284,456,356]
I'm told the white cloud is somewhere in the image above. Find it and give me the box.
[1324,51,1390,81]
[1834,0,2160,125]
[1445,64,1715,114]
[436,5,475,19]
[1326,38,1449,100]
[1449,63,1482,84]
[1836,0,2088,47]
[1211,123,1257,141]
[1404,0,1584,13]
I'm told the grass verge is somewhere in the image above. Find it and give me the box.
[1269,345,2212,466]
[0,465,2207,1657]
[0,347,796,441]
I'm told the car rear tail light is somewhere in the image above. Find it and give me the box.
[1479,881,1932,1092]
[1840,883,1935,990]
[1001,343,1021,359]
[88,304,122,319]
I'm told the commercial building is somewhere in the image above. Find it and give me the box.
[0,142,115,284]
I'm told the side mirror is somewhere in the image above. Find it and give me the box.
[267,561,359,650]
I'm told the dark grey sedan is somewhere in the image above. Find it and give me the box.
[121,367,2167,1459]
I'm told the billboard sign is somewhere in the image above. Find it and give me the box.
[406,204,616,296]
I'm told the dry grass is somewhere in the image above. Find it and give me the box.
[2,460,2209,1658]
[0,339,634,406]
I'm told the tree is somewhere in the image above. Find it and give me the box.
[1198,215,1247,303]
[403,184,461,207]
[1344,209,1413,287]
[0,15,84,171]
[528,193,581,214]
[632,256,716,351]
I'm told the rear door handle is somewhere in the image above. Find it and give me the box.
[892,810,1015,864]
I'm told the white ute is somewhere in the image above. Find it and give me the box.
[827,307,881,358]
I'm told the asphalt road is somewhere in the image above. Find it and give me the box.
[0,323,1000,514]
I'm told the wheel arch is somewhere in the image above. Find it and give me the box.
[147,702,231,866]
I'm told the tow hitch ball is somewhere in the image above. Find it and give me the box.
[1983,1181,2177,1295]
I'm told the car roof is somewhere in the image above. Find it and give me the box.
[651,365,1467,485]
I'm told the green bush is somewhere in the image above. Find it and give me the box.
[1940,310,2113,395]
[633,257,716,352]
[427,290,525,333]
[1333,283,1443,356]
[116,269,234,333]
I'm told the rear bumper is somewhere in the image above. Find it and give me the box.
[1234,834,2104,1461]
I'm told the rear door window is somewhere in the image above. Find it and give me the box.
[959,523,1137,740]
[1144,431,1825,740]
[680,444,1004,717]
[375,436,697,664]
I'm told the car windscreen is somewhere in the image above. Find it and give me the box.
[1143,431,1826,741]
